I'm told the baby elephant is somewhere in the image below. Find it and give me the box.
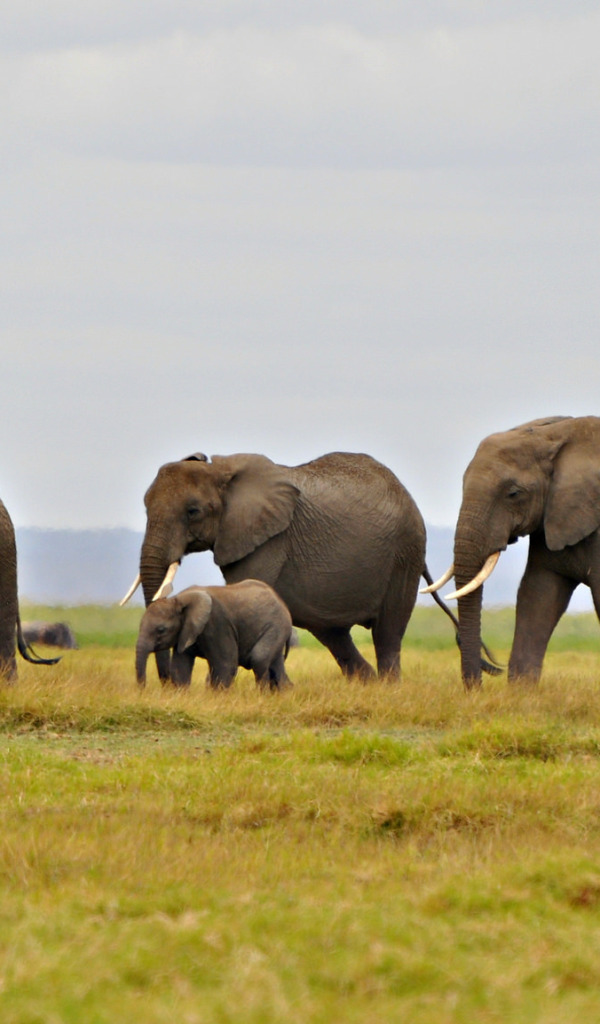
[135,580,294,691]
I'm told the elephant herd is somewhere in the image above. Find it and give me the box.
[4,415,600,689]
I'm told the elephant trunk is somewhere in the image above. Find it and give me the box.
[457,589,484,688]
[454,508,490,688]
[135,636,153,688]
[139,526,177,682]
[140,530,174,605]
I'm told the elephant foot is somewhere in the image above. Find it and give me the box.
[310,626,376,681]
[271,676,294,692]
[462,674,483,691]
[507,671,540,687]
[346,661,377,683]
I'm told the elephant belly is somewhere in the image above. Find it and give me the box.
[272,560,388,630]
[530,531,599,585]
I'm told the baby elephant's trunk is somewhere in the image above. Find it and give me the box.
[135,637,153,687]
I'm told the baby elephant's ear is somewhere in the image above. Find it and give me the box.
[177,590,213,653]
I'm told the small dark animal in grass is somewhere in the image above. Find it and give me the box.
[22,621,78,650]
[135,580,294,691]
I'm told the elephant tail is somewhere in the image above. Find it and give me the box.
[421,565,503,677]
[16,614,61,666]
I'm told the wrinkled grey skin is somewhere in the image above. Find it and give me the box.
[22,621,78,650]
[0,499,59,679]
[454,416,600,687]
[136,580,293,690]
[138,451,427,681]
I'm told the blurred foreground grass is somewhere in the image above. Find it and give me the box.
[2,613,600,1023]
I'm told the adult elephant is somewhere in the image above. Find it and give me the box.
[123,450,463,682]
[428,416,600,687]
[0,499,59,679]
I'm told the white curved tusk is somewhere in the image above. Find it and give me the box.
[443,552,501,600]
[419,564,455,594]
[119,574,141,607]
[152,562,180,601]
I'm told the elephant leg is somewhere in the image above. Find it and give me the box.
[250,657,275,690]
[249,651,292,690]
[310,626,375,680]
[207,658,237,689]
[155,649,171,684]
[170,649,195,687]
[372,566,421,679]
[249,631,292,691]
[0,502,18,680]
[263,652,293,692]
[509,566,576,683]
[588,551,600,624]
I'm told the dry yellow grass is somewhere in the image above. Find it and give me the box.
[9,640,600,731]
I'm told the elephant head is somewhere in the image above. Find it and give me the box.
[123,452,300,608]
[135,589,213,687]
[446,416,600,686]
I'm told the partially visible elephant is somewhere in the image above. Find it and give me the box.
[135,580,293,690]
[123,450,464,682]
[432,416,600,687]
[22,621,78,650]
[0,499,59,679]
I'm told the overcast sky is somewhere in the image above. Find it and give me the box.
[2,1,599,535]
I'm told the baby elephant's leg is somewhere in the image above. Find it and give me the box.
[170,649,195,687]
[250,630,293,691]
[207,656,238,688]
[268,650,293,691]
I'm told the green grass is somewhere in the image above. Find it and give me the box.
[21,602,144,648]
[1,613,600,1022]
[20,602,600,652]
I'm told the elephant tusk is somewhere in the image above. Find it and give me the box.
[152,562,180,601]
[443,552,501,600]
[419,564,455,594]
[119,574,141,607]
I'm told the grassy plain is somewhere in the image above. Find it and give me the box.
[2,605,600,1022]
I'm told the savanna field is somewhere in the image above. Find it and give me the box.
[2,605,600,1023]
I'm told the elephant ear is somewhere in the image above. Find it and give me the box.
[545,433,600,550]
[211,454,300,567]
[177,590,213,653]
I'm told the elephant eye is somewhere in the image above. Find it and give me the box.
[187,505,202,518]
[507,486,523,500]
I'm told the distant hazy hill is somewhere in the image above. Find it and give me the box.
[16,529,223,605]
[14,526,593,611]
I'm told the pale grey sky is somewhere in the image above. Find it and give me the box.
[1,1,599,534]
